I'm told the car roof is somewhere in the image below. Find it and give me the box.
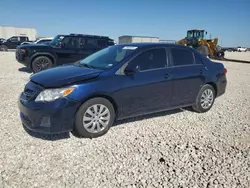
[116,42,193,49]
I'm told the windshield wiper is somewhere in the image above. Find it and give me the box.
[78,63,96,69]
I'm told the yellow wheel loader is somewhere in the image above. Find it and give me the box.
[178,29,225,59]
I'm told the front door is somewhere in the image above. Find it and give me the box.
[56,36,82,65]
[113,47,173,119]
[7,36,20,49]
[169,47,206,107]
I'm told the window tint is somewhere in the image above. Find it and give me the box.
[97,39,107,48]
[86,38,97,48]
[20,37,27,42]
[171,48,194,66]
[194,53,203,64]
[10,37,18,42]
[62,37,79,48]
[129,48,167,71]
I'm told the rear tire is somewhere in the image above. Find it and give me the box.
[192,84,215,113]
[31,56,53,73]
[73,97,116,138]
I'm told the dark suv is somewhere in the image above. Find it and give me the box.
[0,36,29,51]
[16,34,115,73]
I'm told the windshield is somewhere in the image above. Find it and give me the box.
[50,35,65,46]
[78,45,137,69]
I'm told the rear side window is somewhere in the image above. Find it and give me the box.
[129,48,167,71]
[194,53,203,64]
[86,38,97,48]
[20,37,28,42]
[171,48,194,66]
[97,39,107,48]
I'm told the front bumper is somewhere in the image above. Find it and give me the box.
[18,96,81,134]
[15,49,31,67]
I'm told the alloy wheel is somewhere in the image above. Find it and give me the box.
[35,58,50,72]
[200,89,214,109]
[83,104,111,133]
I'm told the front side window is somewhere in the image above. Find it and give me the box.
[171,48,194,66]
[78,45,136,69]
[129,48,167,71]
[62,37,79,48]
[50,35,65,46]
[9,37,18,42]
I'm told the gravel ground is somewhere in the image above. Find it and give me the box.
[225,51,250,61]
[0,52,249,188]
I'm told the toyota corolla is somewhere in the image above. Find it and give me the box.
[18,43,227,138]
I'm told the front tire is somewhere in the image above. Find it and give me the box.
[31,56,53,73]
[192,84,215,113]
[74,97,116,138]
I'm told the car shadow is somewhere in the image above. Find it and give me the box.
[18,67,32,73]
[113,107,193,126]
[22,124,70,141]
[22,107,194,140]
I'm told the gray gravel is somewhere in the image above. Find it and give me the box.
[0,52,249,188]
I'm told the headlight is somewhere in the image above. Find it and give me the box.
[35,87,75,102]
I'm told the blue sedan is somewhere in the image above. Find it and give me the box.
[18,43,227,138]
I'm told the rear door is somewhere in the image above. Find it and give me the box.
[56,36,82,65]
[169,47,206,107]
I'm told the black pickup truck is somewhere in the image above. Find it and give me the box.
[16,34,115,73]
[0,36,30,51]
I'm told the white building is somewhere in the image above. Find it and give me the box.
[0,25,37,41]
[118,35,159,44]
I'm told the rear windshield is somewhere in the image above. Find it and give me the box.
[78,45,138,69]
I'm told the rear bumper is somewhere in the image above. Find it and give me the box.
[18,96,81,134]
[16,50,31,67]
[216,74,227,97]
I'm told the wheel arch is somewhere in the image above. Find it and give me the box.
[78,94,119,117]
[205,82,217,97]
[30,53,56,66]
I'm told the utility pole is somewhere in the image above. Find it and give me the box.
[210,34,212,39]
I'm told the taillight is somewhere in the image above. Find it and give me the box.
[223,68,227,74]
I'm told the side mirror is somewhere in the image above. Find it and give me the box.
[124,65,139,75]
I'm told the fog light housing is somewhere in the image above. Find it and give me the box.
[40,116,51,127]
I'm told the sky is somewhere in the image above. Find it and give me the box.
[0,0,249,47]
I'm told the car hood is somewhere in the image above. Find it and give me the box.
[30,65,103,88]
